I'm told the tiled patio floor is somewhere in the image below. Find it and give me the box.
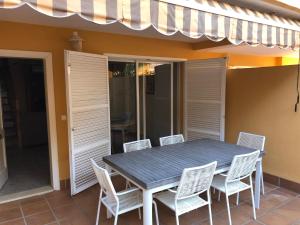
[0,176,299,225]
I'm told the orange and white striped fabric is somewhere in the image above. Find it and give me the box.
[0,0,299,49]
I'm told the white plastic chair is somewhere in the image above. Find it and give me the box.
[123,139,152,153]
[211,150,260,225]
[237,132,265,195]
[154,161,217,225]
[123,139,152,188]
[91,159,159,225]
[159,134,184,146]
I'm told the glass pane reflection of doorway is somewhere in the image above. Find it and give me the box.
[138,62,172,146]
[109,61,137,154]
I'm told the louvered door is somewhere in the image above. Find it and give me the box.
[184,58,227,141]
[65,51,110,195]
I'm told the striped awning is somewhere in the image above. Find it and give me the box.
[1,0,300,49]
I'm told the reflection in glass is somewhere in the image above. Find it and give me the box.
[138,63,172,146]
[109,62,137,154]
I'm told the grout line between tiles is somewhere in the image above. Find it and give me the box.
[19,201,28,225]
[0,217,24,225]
[44,195,60,224]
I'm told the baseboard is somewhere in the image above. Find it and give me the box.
[263,172,300,193]
[60,179,70,190]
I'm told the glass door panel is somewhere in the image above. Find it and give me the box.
[138,62,172,146]
[109,61,137,154]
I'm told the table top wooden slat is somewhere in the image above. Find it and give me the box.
[103,139,258,189]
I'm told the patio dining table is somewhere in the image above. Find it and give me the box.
[103,138,263,225]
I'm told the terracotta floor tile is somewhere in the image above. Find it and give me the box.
[270,199,300,223]
[46,194,74,209]
[44,190,70,199]
[20,197,50,216]
[0,182,299,225]
[0,202,20,213]
[257,211,292,225]
[58,213,93,225]
[0,208,22,223]
[52,204,84,221]
[243,221,265,225]
[24,211,56,225]
[0,218,25,225]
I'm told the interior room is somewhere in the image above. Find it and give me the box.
[0,58,50,197]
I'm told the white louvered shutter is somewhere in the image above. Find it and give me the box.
[184,58,227,141]
[65,51,111,195]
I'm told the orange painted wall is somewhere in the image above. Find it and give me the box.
[0,21,284,180]
[226,65,300,183]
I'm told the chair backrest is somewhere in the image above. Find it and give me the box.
[226,150,260,182]
[91,159,118,205]
[123,139,152,153]
[237,132,265,152]
[176,161,217,200]
[159,134,184,146]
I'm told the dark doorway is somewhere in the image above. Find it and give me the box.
[0,58,50,196]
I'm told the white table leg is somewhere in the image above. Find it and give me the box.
[255,160,262,209]
[143,189,153,225]
[105,164,112,219]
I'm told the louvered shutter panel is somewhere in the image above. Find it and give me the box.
[184,58,227,141]
[65,51,111,195]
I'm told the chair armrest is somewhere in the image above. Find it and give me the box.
[218,173,227,177]
[168,188,177,194]
[109,171,119,177]
[116,187,140,196]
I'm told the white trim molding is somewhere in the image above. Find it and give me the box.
[104,53,187,62]
[0,49,60,191]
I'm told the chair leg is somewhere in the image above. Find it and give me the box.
[250,177,257,220]
[260,164,265,195]
[96,191,102,225]
[218,191,221,201]
[236,192,240,206]
[207,190,213,225]
[114,214,119,225]
[138,208,141,220]
[175,214,180,225]
[225,194,232,225]
[95,200,101,225]
[125,180,131,189]
[153,201,160,225]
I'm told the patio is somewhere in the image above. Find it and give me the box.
[0,176,299,225]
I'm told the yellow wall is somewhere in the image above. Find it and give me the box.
[281,57,299,66]
[0,21,287,180]
[226,65,300,183]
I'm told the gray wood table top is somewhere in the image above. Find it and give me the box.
[103,139,260,190]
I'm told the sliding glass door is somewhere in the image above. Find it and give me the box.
[138,62,172,146]
[109,60,176,152]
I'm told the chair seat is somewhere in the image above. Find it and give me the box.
[155,191,208,215]
[102,188,143,215]
[211,175,251,195]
